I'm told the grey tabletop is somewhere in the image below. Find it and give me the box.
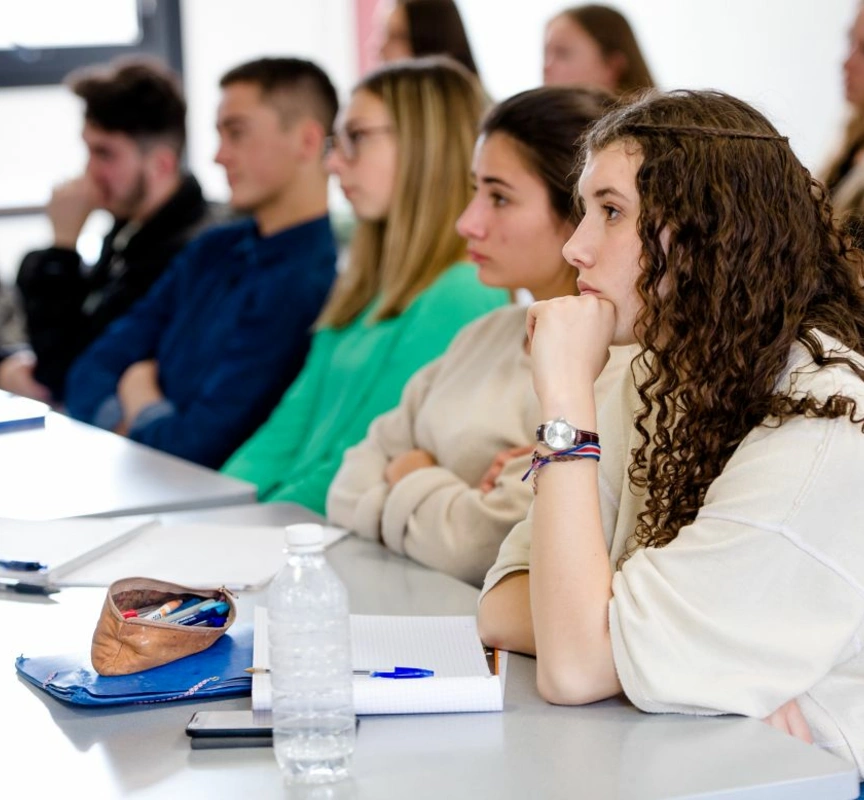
[1,503,859,799]
[0,412,256,520]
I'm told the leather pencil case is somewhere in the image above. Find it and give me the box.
[91,576,237,676]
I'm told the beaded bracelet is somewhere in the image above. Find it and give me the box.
[521,442,601,494]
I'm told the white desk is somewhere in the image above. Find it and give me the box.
[0,412,256,519]
[2,504,859,799]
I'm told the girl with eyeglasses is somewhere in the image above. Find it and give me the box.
[478,89,864,782]
[221,57,507,514]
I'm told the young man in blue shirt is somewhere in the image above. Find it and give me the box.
[65,58,339,469]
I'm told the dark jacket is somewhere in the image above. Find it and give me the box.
[16,174,213,400]
[65,215,337,470]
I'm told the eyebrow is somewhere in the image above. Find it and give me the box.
[476,175,516,191]
[216,115,248,130]
[577,186,630,202]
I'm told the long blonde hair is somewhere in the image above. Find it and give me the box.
[317,56,483,328]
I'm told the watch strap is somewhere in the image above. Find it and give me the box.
[535,421,600,446]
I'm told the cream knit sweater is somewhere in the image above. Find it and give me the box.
[327,304,632,587]
[482,331,864,777]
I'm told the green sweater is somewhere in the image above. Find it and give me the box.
[221,263,508,514]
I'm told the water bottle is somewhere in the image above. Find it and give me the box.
[267,523,355,784]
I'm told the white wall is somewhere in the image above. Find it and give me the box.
[180,0,357,201]
[0,0,855,285]
[459,0,851,172]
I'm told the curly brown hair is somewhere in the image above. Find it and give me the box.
[582,90,864,556]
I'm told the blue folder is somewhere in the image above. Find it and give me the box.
[16,625,252,707]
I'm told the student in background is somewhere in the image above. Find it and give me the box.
[478,89,864,779]
[3,59,214,404]
[327,86,620,587]
[822,1,864,219]
[222,57,508,514]
[65,58,338,469]
[543,4,654,94]
[376,0,480,79]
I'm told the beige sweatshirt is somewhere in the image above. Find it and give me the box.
[482,331,864,777]
[327,305,632,587]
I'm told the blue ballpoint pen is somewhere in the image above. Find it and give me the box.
[354,666,435,679]
[171,601,230,626]
[0,560,46,572]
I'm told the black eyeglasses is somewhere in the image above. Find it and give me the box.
[324,125,393,162]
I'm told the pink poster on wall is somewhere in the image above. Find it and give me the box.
[355,0,380,76]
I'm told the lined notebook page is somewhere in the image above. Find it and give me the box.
[351,615,488,676]
[351,615,502,714]
[252,609,503,715]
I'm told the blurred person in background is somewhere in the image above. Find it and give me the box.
[375,0,481,80]
[822,1,864,221]
[543,4,654,95]
[3,58,214,403]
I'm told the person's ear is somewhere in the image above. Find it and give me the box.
[145,143,179,180]
[295,118,327,163]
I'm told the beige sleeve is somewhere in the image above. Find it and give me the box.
[325,358,442,540]
[609,414,864,719]
[479,504,534,600]
[381,450,535,588]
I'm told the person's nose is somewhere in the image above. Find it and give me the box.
[455,195,486,240]
[214,143,227,167]
[562,218,594,271]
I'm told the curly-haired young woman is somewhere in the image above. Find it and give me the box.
[478,89,864,782]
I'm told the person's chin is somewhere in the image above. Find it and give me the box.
[351,203,386,223]
[228,192,257,213]
[476,263,503,288]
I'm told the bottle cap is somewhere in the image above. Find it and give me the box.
[284,523,325,552]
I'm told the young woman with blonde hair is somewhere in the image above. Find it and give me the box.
[222,57,507,513]
[479,89,864,783]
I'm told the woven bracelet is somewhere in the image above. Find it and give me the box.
[521,442,601,494]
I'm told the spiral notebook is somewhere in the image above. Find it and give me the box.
[252,608,504,716]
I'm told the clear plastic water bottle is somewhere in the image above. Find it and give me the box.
[267,523,355,784]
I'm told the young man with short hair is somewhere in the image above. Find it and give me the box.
[4,59,214,402]
[65,58,339,470]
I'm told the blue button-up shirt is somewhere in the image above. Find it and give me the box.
[65,215,336,468]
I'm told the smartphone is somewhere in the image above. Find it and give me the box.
[186,709,273,738]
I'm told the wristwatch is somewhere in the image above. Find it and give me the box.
[535,417,599,450]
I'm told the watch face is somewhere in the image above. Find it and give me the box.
[545,418,575,449]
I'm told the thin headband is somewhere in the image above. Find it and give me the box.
[620,123,789,143]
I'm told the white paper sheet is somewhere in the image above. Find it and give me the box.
[0,517,153,586]
[57,523,350,590]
